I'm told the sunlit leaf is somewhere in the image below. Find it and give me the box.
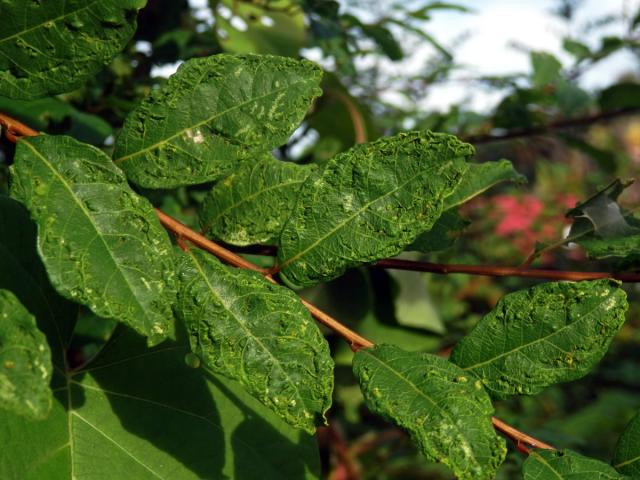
[524,449,628,479]
[200,155,314,246]
[278,130,472,287]
[450,280,628,398]
[353,344,506,480]
[113,54,322,188]
[0,0,145,99]
[10,135,176,346]
[175,249,334,434]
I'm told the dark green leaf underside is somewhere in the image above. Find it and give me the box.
[443,159,525,209]
[353,344,506,480]
[0,326,320,479]
[0,289,52,419]
[0,0,145,99]
[524,449,628,479]
[10,135,176,346]
[200,155,315,246]
[278,130,473,287]
[613,410,640,476]
[113,53,323,188]
[175,249,334,434]
[450,279,627,398]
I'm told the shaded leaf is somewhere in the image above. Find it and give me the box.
[0,325,321,479]
[388,269,446,334]
[352,344,506,480]
[567,179,640,259]
[0,0,145,99]
[175,248,334,434]
[561,134,618,171]
[10,135,176,346]
[0,96,113,145]
[599,83,640,110]
[613,410,640,476]
[407,210,468,253]
[450,280,627,398]
[443,159,526,210]
[278,130,472,287]
[523,449,628,479]
[113,54,323,188]
[0,195,77,399]
[200,155,315,246]
[0,289,51,419]
[361,24,403,60]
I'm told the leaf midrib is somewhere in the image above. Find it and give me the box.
[359,349,480,469]
[203,174,307,236]
[187,251,308,421]
[113,80,311,164]
[279,161,454,269]
[460,293,614,372]
[21,140,154,332]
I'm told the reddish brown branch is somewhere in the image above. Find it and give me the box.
[0,112,38,142]
[491,417,554,451]
[374,258,640,282]
[464,107,640,144]
[0,111,555,454]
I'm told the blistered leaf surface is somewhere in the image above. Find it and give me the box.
[524,449,628,479]
[0,289,51,419]
[200,155,314,245]
[0,326,321,479]
[10,135,176,346]
[113,54,322,188]
[175,249,334,434]
[353,344,506,480]
[278,130,472,287]
[450,280,627,398]
[0,0,145,99]
[613,410,640,476]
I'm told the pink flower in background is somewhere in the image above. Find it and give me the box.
[493,194,544,236]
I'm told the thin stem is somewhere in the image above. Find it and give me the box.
[155,209,373,350]
[0,112,38,142]
[374,258,640,282]
[491,417,554,451]
[464,107,640,144]
[0,111,555,453]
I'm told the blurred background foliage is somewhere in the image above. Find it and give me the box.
[1,0,640,478]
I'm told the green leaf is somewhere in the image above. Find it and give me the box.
[0,195,77,397]
[215,0,306,57]
[407,210,468,253]
[0,96,113,145]
[450,280,628,398]
[531,51,563,87]
[613,410,640,476]
[175,248,334,434]
[199,155,315,246]
[0,289,52,419]
[352,344,506,480]
[523,449,628,479]
[278,130,472,287]
[567,179,640,259]
[0,325,321,479]
[113,53,323,188]
[388,269,446,334]
[599,83,640,110]
[10,135,176,346]
[444,159,526,209]
[0,0,145,100]
[563,38,592,61]
[361,24,403,60]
